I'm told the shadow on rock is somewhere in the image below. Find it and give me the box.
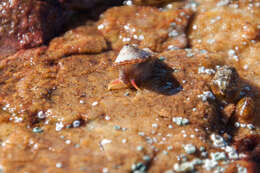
[142,59,182,96]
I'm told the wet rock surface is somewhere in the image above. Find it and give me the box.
[189,0,260,129]
[0,0,124,58]
[0,0,65,58]
[0,1,259,173]
[97,5,191,52]
[47,24,108,59]
[0,43,225,173]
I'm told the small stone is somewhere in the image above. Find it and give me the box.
[180,155,188,162]
[37,111,46,119]
[92,101,98,106]
[124,92,130,96]
[183,144,196,154]
[97,24,104,30]
[138,132,145,136]
[240,123,246,128]
[174,162,194,172]
[131,162,147,172]
[102,168,109,173]
[114,125,121,130]
[101,139,112,146]
[56,162,63,168]
[192,159,202,165]
[152,123,158,128]
[214,166,225,173]
[225,146,239,160]
[198,91,216,102]
[143,155,151,161]
[235,122,240,128]
[105,115,111,120]
[72,120,81,128]
[167,146,173,151]
[173,158,202,172]
[163,150,168,155]
[247,124,255,130]
[159,56,166,61]
[211,152,226,161]
[74,144,80,148]
[237,164,247,173]
[137,146,144,151]
[56,122,64,131]
[168,30,179,37]
[210,134,226,148]
[198,66,215,75]
[32,127,43,133]
[65,140,71,145]
[172,117,189,126]
[199,146,205,152]
[201,151,208,157]
[203,159,218,171]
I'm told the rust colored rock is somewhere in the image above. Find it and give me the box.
[59,0,123,10]
[132,0,176,6]
[47,24,108,59]
[97,5,191,52]
[0,2,259,173]
[222,103,235,124]
[0,0,65,57]
[224,160,257,173]
[235,134,260,163]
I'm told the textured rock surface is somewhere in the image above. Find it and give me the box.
[0,1,259,173]
[97,5,192,52]
[0,0,65,57]
[59,0,123,10]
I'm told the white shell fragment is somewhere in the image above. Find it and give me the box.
[115,45,151,63]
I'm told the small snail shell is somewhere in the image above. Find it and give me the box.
[235,97,255,122]
[108,45,154,90]
[114,45,151,66]
[210,65,240,103]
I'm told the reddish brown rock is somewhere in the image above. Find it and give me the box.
[234,134,260,171]
[59,0,123,10]
[0,2,259,173]
[47,24,108,59]
[0,0,65,58]
[97,5,192,52]
[132,0,175,6]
